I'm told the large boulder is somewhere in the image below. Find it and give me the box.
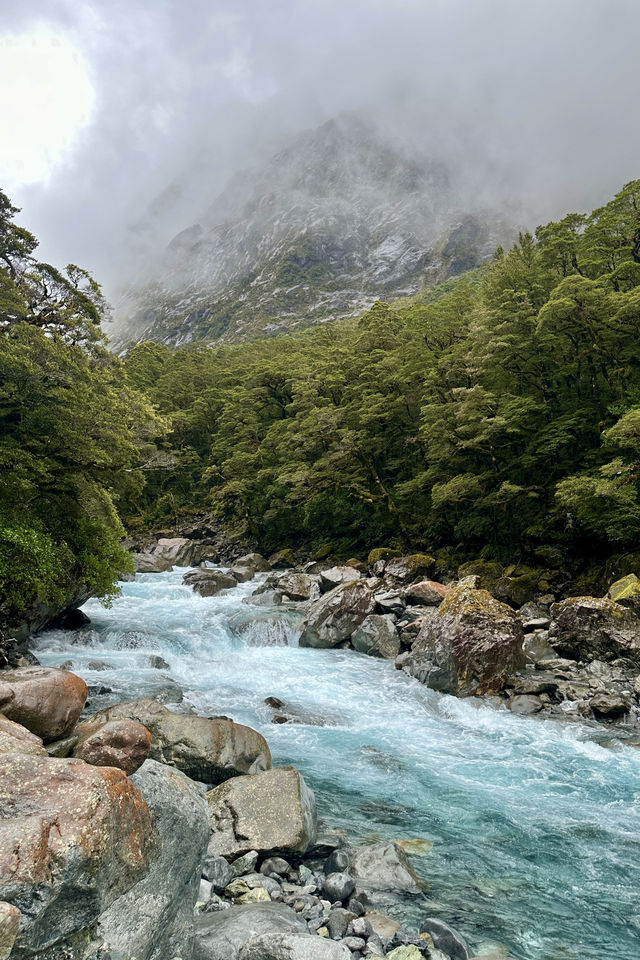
[606,574,640,615]
[548,596,640,663]
[0,753,156,955]
[98,759,210,960]
[0,715,46,757]
[207,766,317,858]
[135,552,173,573]
[194,902,306,960]
[299,581,376,649]
[349,842,422,894]
[184,568,239,597]
[88,699,271,784]
[153,536,199,566]
[273,573,321,602]
[382,554,436,584]
[404,580,450,606]
[403,586,525,696]
[351,615,400,659]
[72,717,151,775]
[236,553,271,573]
[0,667,87,742]
[239,932,351,960]
[319,566,362,593]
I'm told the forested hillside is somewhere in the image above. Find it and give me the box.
[2,181,640,631]
[121,181,640,590]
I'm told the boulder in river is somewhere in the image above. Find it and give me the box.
[299,581,376,648]
[272,572,321,601]
[194,902,306,960]
[351,614,400,659]
[419,918,470,960]
[72,717,152,775]
[319,565,363,593]
[606,573,640,614]
[98,759,210,960]
[153,536,200,566]
[135,551,173,573]
[207,765,317,858]
[236,553,271,573]
[0,753,156,955]
[348,842,423,894]
[184,568,239,597]
[88,698,271,784]
[238,932,352,960]
[0,666,87,742]
[382,554,436,584]
[548,596,640,664]
[403,586,525,696]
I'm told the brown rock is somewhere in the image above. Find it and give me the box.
[403,586,525,696]
[0,715,46,756]
[0,753,156,954]
[0,667,87,742]
[404,580,451,606]
[87,698,271,784]
[73,718,152,775]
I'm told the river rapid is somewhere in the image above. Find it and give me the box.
[35,568,640,960]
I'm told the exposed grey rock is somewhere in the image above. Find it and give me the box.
[419,918,470,960]
[274,573,321,602]
[194,902,306,960]
[230,851,259,878]
[323,873,355,902]
[351,614,400,659]
[148,655,170,669]
[207,766,317,858]
[509,695,543,716]
[549,596,640,664]
[203,856,234,892]
[320,566,363,593]
[327,907,354,939]
[383,555,436,584]
[238,931,352,960]
[349,843,422,894]
[230,565,255,583]
[299,581,376,649]
[135,552,173,573]
[589,692,630,718]
[261,857,291,878]
[184,569,239,597]
[98,759,209,960]
[153,536,200,566]
[236,553,271,573]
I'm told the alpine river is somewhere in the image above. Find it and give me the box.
[35,569,640,960]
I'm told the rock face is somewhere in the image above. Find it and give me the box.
[0,753,157,955]
[0,715,46,756]
[236,553,271,573]
[349,842,422,894]
[184,568,239,597]
[299,581,376,649]
[273,573,321,602]
[549,596,640,663]
[88,698,271,784]
[403,586,525,696]
[72,717,152,775]
[207,766,317,858]
[319,566,362,593]
[404,580,450,606]
[194,902,306,960]
[98,759,210,960]
[383,554,436,584]
[0,902,20,960]
[351,614,400,659]
[135,552,173,573]
[0,667,87,742]
[154,536,199,566]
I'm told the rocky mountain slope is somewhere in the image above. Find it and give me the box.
[113,115,508,346]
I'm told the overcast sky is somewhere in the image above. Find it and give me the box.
[1,0,639,294]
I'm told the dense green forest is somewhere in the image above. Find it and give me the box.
[2,181,640,626]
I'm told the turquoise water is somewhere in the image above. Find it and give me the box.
[36,569,640,960]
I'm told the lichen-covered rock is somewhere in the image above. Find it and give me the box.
[367,548,402,566]
[88,698,271,784]
[0,666,87,742]
[0,715,46,756]
[72,717,151,775]
[548,596,640,664]
[403,586,525,696]
[349,842,422,894]
[207,766,317,858]
[98,759,210,960]
[0,753,156,955]
[404,580,450,606]
[194,902,306,960]
[299,581,376,648]
[184,568,239,597]
[606,573,640,615]
[383,554,436,584]
[351,614,400,659]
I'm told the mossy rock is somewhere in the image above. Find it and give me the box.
[368,547,402,565]
[346,558,368,573]
[312,543,334,561]
[457,559,503,592]
[268,548,296,568]
[494,565,555,607]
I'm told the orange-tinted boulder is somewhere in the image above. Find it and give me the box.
[0,753,157,954]
[0,714,46,757]
[73,718,152,775]
[0,667,87,742]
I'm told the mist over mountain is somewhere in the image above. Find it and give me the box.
[112,114,510,345]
